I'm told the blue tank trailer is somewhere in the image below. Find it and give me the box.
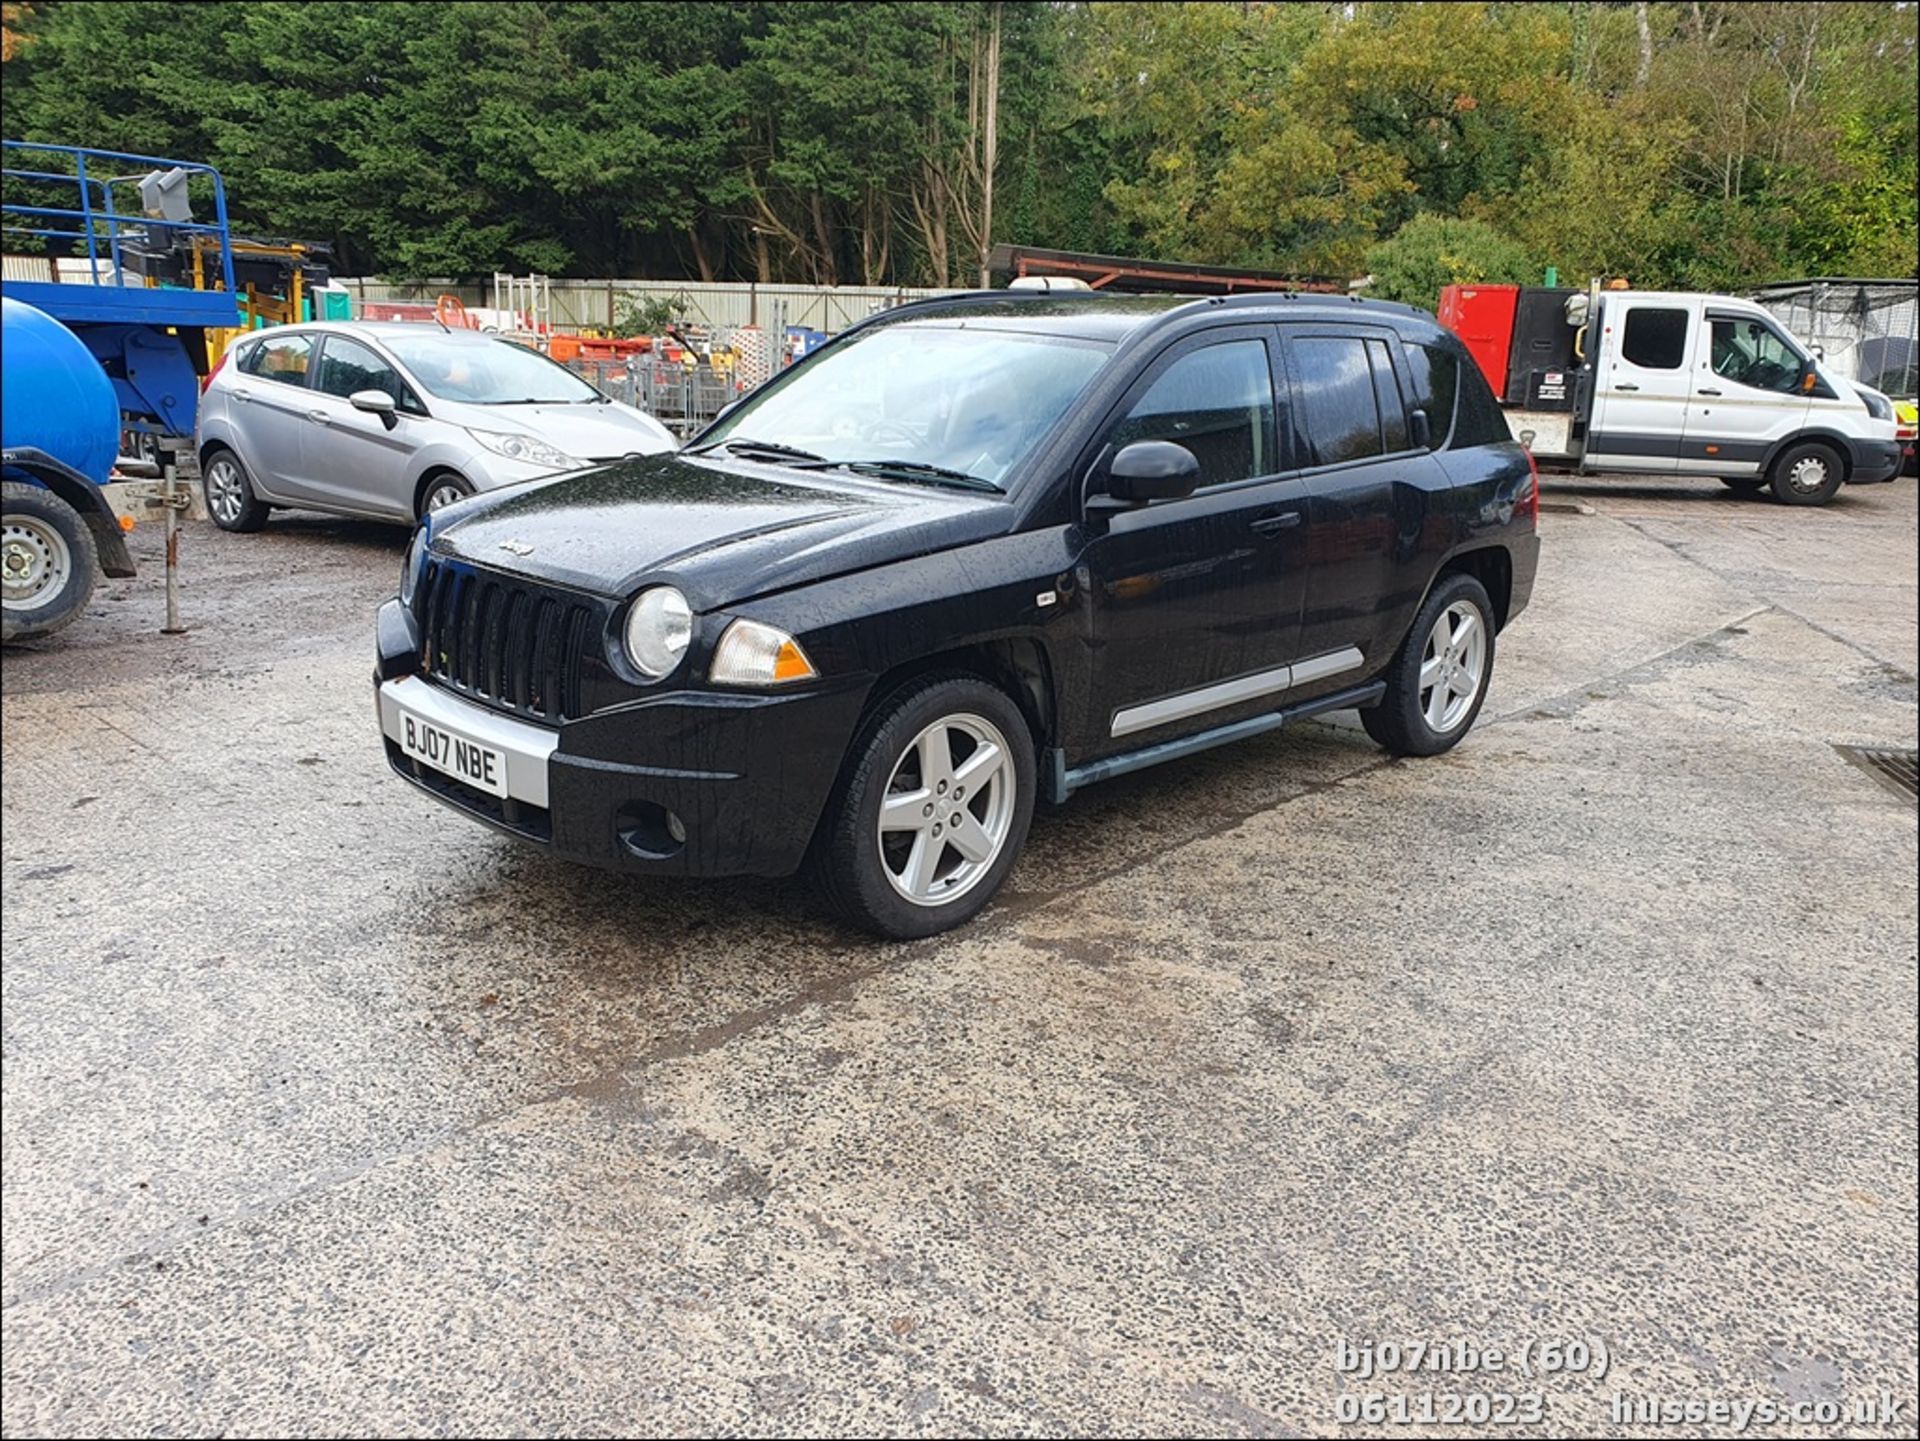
[1,141,325,639]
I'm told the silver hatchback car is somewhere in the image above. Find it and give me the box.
[195,322,676,530]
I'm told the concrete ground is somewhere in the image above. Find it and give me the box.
[2,474,1915,1438]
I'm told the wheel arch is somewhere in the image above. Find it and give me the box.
[853,635,1059,754]
[413,466,473,520]
[1432,544,1514,632]
[1761,429,1852,482]
[1,448,135,578]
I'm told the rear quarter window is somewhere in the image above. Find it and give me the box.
[1399,342,1458,451]
[1449,344,1513,448]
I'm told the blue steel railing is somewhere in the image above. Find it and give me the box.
[1,140,236,296]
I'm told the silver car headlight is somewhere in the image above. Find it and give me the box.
[624,586,693,679]
[468,428,579,471]
[400,527,427,605]
[709,618,817,687]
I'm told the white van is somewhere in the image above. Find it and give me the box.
[1502,289,1903,506]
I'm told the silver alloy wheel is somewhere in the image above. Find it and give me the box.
[1,515,73,611]
[424,481,468,513]
[1785,453,1831,494]
[876,712,1017,907]
[204,456,247,526]
[1418,600,1487,734]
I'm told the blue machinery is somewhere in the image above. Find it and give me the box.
[2,140,245,439]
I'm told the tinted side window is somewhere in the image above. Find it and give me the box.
[1366,338,1409,451]
[252,334,314,388]
[1399,342,1458,451]
[1107,339,1275,488]
[1293,336,1382,466]
[1451,350,1514,447]
[1621,307,1689,369]
[315,337,424,412]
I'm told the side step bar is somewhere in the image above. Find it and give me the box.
[1045,679,1387,803]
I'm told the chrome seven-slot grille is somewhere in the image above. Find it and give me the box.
[415,557,595,722]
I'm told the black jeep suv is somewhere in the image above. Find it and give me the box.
[374,292,1539,938]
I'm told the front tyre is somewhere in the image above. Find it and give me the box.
[1361,572,1496,758]
[419,473,475,518]
[817,674,1035,939]
[2,481,98,643]
[1767,440,1844,506]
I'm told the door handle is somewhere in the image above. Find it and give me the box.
[1615,383,1640,391]
[1250,511,1302,535]
[1697,387,1722,396]
[233,389,253,403]
[306,410,331,425]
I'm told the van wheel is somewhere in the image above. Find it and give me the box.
[1767,441,1843,506]
[2,481,98,642]
[1361,573,1496,758]
[203,449,271,532]
[815,674,1035,940]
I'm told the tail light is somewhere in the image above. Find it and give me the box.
[201,350,230,394]
[1519,446,1540,528]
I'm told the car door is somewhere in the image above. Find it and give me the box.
[1588,299,1699,473]
[1682,310,1812,476]
[1074,325,1309,756]
[304,334,429,518]
[227,331,318,500]
[1281,326,1451,691]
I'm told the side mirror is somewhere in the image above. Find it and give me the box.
[1810,343,1825,360]
[351,389,399,429]
[1408,407,1432,450]
[1104,440,1201,505]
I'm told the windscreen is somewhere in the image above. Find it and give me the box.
[699,324,1114,489]
[383,333,601,405]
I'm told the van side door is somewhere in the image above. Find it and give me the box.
[1588,299,1700,473]
[1682,310,1813,476]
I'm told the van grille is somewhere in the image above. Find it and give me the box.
[415,558,596,722]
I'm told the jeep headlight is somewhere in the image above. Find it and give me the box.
[624,586,693,678]
[469,428,579,471]
[709,618,817,687]
[400,527,427,605]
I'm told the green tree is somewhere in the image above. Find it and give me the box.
[1364,214,1536,308]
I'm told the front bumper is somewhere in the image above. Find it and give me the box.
[1845,437,1904,485]
[375,599,869,877]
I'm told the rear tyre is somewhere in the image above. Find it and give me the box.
[202,448,271,532]
[2,481,98,643]
[815,674,1035,940]
[1361,572,1496,758]
[1718,476,1767,494]
[1766,441,1844,506]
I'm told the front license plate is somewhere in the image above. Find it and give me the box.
[396,707,508,798]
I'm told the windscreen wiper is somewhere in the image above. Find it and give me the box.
[820,459,1002,493]
[687,437,827,462]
